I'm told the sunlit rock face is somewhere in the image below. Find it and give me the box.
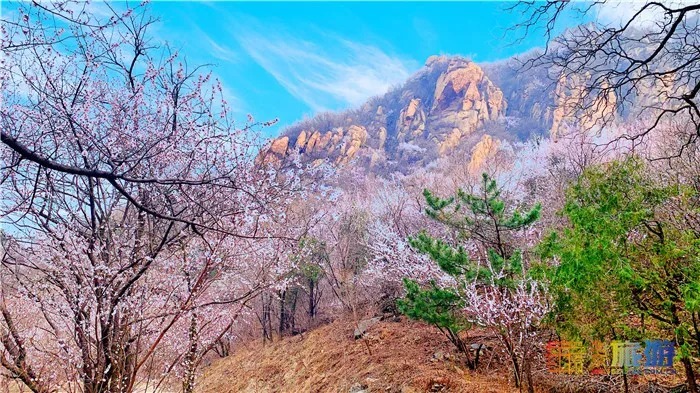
[431,60,505,126]
[467,134,500,176]
[426,58,506,156]
[549,73,617,140]
[263,52,642,175]
[270,136,289,155]
[397,98,426,142]
[263,56,512,172]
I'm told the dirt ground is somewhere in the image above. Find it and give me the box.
[2,318,688,393]
[197,318,517,393]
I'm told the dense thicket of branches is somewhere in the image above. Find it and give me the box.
[512,1,700,156]
[0,2,303,392]
[2,2,700,393]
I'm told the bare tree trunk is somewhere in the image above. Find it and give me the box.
[182,315,198,393]
[0,302,52,393]
[213,336,231,358]
[523,355,534,393]
[261,293,273,342]
[501,338,521,389]
[511,353,521,390]
[440,327,475,370]
[308,279,317,320]
[672,307,698,393]
[288,289,298,333]
[279,289,299,336]
[278,289,287,336]
[682,356,698,393]
[692,312,700,359]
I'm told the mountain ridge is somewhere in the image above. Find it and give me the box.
[259,53,616,175]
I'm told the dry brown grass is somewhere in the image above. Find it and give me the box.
[3,317,688,393]
[197,318,518,393]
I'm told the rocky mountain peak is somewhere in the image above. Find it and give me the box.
[260,56,513,173]
[259,52,637,175]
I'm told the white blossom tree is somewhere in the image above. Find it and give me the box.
[0,2,306,392]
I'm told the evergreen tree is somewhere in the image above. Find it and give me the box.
[398,173,542,386]
[541,158,700,393]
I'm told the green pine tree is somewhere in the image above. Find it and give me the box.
[398,173,541,372]
[540,158,700,393]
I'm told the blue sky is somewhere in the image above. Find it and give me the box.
[148,2,590,137]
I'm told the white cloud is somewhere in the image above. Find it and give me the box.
[139,11,245,114]
[206,38,237,63]
[595,0,689,28]
[234,24,414,112]
[190,25,238,63]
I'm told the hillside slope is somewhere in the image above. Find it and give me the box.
[259,53,630,176]
[260,56,522,173]
[198,318,517,393]
[261,39,687,179]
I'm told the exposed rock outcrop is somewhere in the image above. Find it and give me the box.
[438,128,463,155]
[397,98,426,142]
[483,56,624,141]
[338,125,368,164]
[263,56,511,171]
[550,73,617,139]
[425,59,507,157]
[295,131,308,150]
[432,60,504,120]
[261,53,637,174]
[467,135,500,175]
[270,136,289,155]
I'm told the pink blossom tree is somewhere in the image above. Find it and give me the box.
[397,173,547,392]
[464,276,550,391]
[0,2,306,392]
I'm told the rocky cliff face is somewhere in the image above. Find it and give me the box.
[261,53,629,175]
[260,56,514,173]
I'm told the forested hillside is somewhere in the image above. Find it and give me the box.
[1,1,700,393]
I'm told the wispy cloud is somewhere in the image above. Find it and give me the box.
[190,24,238,63]
[206,37,237,63]
[233,22,414,112]
[596,0,687,28]
[148,9,246,114]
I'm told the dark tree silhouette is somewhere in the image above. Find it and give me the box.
[511,1,700,157]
